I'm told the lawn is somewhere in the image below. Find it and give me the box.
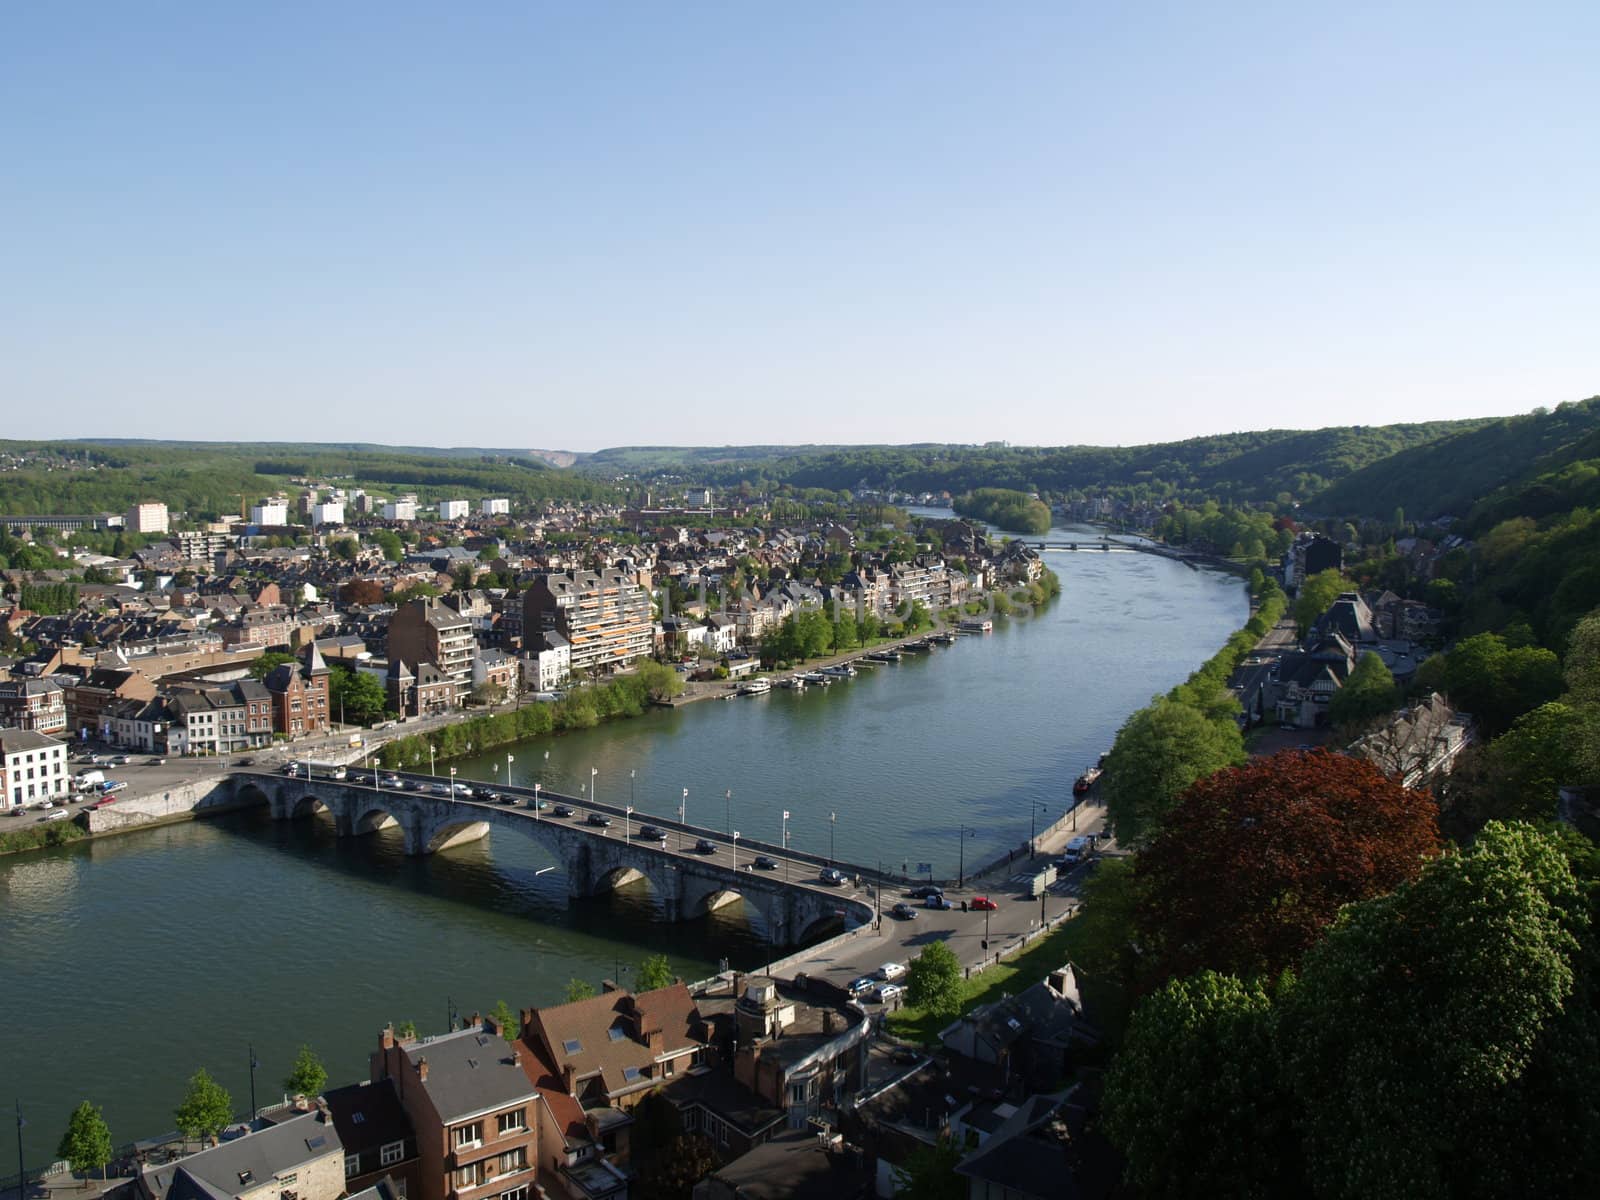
[882,917,1129,1045]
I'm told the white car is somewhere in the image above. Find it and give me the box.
[875,983,904,1004]
[878,962,906,982]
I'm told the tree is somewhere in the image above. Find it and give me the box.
[57,1101,113,1181]
[1328,650,1397,729]
[1293,568,1348,635]
[1134,751,1441,986]
[173,1068,233,1142]
[1282,822,1591,1199]
[635,659,684,703]
[1101,697,1246,846]
[635,1134,721,1200]
[372,529,404,562]
[395,1019,418,1039]
[636,954,674,991]
[329,536,359,563]
[248,651,295,680]
[906,940,963,1018]
[1439,702,1591,840]
[1565,607,1600,705]
[331,667,387,725]
[283,1045,328,1098]
[1068,855,1145,996]
[565,978,597,1002]
[1102,972,1300,1199]
[488,1000,519,1042]
[891,1137,965,1200]
[1437,633,1564,737]
[339,578,386,606]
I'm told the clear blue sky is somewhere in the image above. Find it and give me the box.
[3,3,1595,450]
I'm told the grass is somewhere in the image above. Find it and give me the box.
[0,818,87,856]
[883,917,1129,1045]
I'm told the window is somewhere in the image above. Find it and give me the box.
[277,1174,297,1186]
[381,1141,405,1166]
[607,1027,625,1042]
[789,1083,806,1105]
[562,1038,582,1054]
[623,1067,643,1084]
[500,1188,528,1200]
[496,1110,525,1136]
[345,1157,360,1180]
[454,1122,483,1150]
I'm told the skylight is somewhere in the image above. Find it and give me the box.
[563,1039,583,1054]
[607,1028,625,1042]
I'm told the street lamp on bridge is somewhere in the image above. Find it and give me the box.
[957,825,977,887]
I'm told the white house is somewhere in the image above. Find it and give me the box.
[524,632,571,692]
[1,729,71,810]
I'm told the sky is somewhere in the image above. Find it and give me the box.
[3,2,1596,451]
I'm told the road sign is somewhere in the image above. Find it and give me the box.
[915,862,932,874]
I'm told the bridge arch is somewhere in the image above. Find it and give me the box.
[354,805,400,835]
[292,794,334,820]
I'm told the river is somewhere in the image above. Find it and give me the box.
[0,523,1243,1165]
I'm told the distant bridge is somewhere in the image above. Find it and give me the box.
[223,770,875,946]
[1035,538,1252,576]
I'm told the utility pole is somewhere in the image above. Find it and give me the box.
[15,1100,25,1200]
[248,1045,259,1120]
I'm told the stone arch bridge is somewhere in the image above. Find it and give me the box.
[225,771,872,947]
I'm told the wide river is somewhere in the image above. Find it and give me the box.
[0,523,1243,1164]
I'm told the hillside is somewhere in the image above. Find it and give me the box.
[1309,398,1600,520]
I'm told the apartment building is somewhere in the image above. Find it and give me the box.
[251,500,290,526]
[126,501,170,534]
[313,501,346,526]
[62,667,156,739]
[523,571,652,674]
[388,599,476,694]
[370,1022,542,1200]
[438,500,470,520]
[0,677,69,735]
[1,729,71,810]
[263,644,333,737]
[481,498,510,516]
[384,500,417,522]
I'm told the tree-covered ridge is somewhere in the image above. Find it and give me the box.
[0,439,617,517]
[595,419,1483,505]
[952,488,1052,533]
[1309,397,1600,520]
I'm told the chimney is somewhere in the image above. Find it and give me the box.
[646,1028,663,1053]
[417,1057,429,1082]
[468,1011,481,1028]
[822,1011,836,1035]
[562,1063,576,1094]
[380,1026,395,1051]
[511,1049,522,1068]
[520,1007,534,1030]
[584,1114,601,1141]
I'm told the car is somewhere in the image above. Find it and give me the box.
[40,810,70,823]
[924,894,953,909]
[99,781,127,795]
[878,962,906,981]
[109,755,130,766]
[7,807,25,818]
[971,896,999,911]
[495,792,518,805]
[147,756,166,766]
[891,902,918,920]
[37,800,55,810]
[430,783,451,797]
[329,766,348,780]
[552,805,575,818]
[907,885,943,899]
[281,763,301,776]
[847,976,877,998]
[819,867,848,886]
[381,774,403,789]
[525,796,549,811]
[585,813,612,828]
[636,825,668,842]
[694,838,717,854]
[453,784,475,798]
[875,983,904,1004]
[752,855,778,870]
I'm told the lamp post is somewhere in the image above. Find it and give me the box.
[248,1045,260,1120]
[448,766,458,802]
[630,768,636,812]
[15,1099,26,1200]
[532,782,541,818]
[829,810,836,866]
[1029,801,1049,859]
[591,766,598,808]
[678,788,688,851]
[983,904,992,950]
[957,825,976,887]
[725,788,732,838]
[625,805,634,845]
[428,744,435,777]
[781,810,790,883]
[506,752,514,790]
[731,830,740,872]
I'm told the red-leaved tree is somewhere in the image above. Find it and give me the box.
[1134,749,1442,987]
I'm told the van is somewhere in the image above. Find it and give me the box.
[878,962,906,982]
[75,770,106,791]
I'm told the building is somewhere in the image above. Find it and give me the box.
[139,1108,346,1200]
[388,599,476,695]
[370,1021,542,1200]
[126,501,170,535]
[173,529,236,559]
[0,677,69,735]
[62,667,156,740]
[523,571,653,675]
[439,500,470,521]
[264,644,333,737]
[691,1129,872,1200]
[385,660,456,718]
[252,501,290,527]
[481,498,510,517]
[323,1080,422,1200]
[723,977,871,1131]
[313,502,346,526]
[1,728,70,810]
[523,633,571,692]
[384,501,418,522]
[165,680,274,753]
[220,605,295,649]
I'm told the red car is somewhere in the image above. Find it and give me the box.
[971,896,998,911]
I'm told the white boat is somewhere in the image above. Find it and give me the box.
[775,676,806,690]
[821,664,856,678]
[958,617,994,633]
[799,671,831,685]
[738,678,772,695]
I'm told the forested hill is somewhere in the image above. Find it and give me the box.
[1309,397,1600,520]
[587,420,1483,505]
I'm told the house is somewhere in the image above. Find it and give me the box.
[522,633,571,694]
[939,965,1095,1093]
[0,676,68,734]
[388,599,476,696]
[1352,693,1473,787]
[139,1108,346,1200]
[370,1021,542,1200]
[387,660,457,718]
[323,1080,422,1200]
[691,1128,872,1200]
[1,728,71,810]
[704,615,738,656]
[264,644,333,737]
[953,1086,1117,1200]
[62,666,156,739]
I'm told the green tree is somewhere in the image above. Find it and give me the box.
[565,978,598,1003]
[1069,855,1145,997]
[283,1044,328,1098]
[1282,823,1591,1199]
[905,941,963,1018]
[57,1101,113,1181]
[891,1137,965,1200]
[1293,568,1349,636]
[329,536,359,563]
[635,659,684,703]
[1439,702,1591,841]
[173,1068,234,1142]
[248,651,296,680]
[1101,697,1246,845]
[488,1000,519,1042]
[1102,972,1299,1199]
[636,954,674,991]
[395,1019,418,1040]
[1328,650,1398,729]
[1564,607,1600,705]
[372,529,404,562]
[330,668,387,725]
